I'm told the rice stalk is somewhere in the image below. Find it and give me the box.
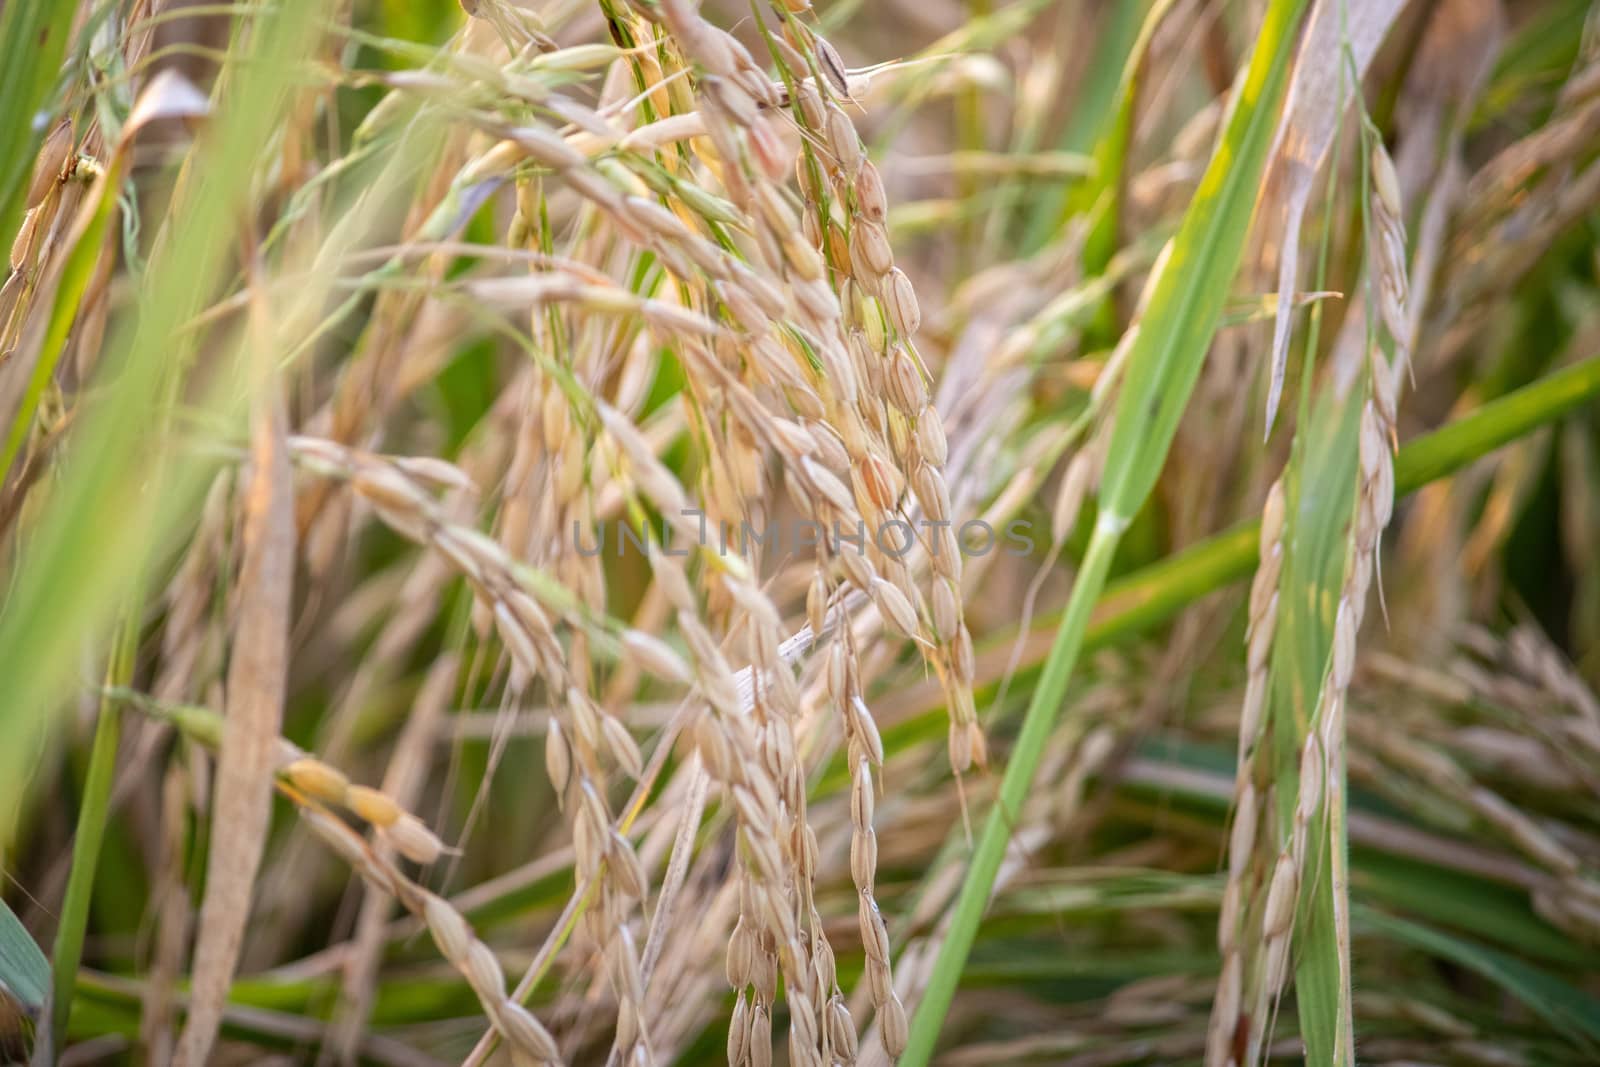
[902,2,1311,1060]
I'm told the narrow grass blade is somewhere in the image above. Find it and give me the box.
[1266,390,1362,1064]
[1078,0,1180,280]
[1394,356,1600,491]
[1023,0,1149,255]
[1358,908,1600,1048]
[45,623,134,1053]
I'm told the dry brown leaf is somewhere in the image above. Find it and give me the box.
[174,386,294,1067]
[1262,0,1410,434]
[122,69,212,141]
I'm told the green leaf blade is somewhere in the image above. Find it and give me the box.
[1099,0,1311,520]
[0,898,49,1013]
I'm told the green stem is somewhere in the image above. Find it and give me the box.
[901,518,1122,1067]
[47,622,133,1054]
[1394,358,1600,492]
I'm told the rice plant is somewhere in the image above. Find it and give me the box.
[2,0,1599,1065]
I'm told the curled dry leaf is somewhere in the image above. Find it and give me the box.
[1261,0,1409,435]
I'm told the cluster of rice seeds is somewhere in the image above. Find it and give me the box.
[1447,623,1600,765]
[681,453,861,1067]
[1293,139,1411,1059]
[278,753,447,867]
[1502,624,1600,727]
[602,4,970,1058]
[294,803,563,1066]
[828,636,907,1058]
[643,0,972,751]
[768,19,980,775]
[563,379,844,1065]
[1206,477,1285,1067]
[290,436,663,1050]
[1365,640,1600,932]
[1431,633,1600,936]
[388,3,974,1058]
[682,555,844,1067]
[1241,726,1330,1066]
[1469,629,1600,796]
[475,0,970,764]
[480,246,649,1038]
[659,372,945,1064]
[647,9,914,1061]
[498,370,600,632]
[1369,142,1410,376]
[597,408,822,1066]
